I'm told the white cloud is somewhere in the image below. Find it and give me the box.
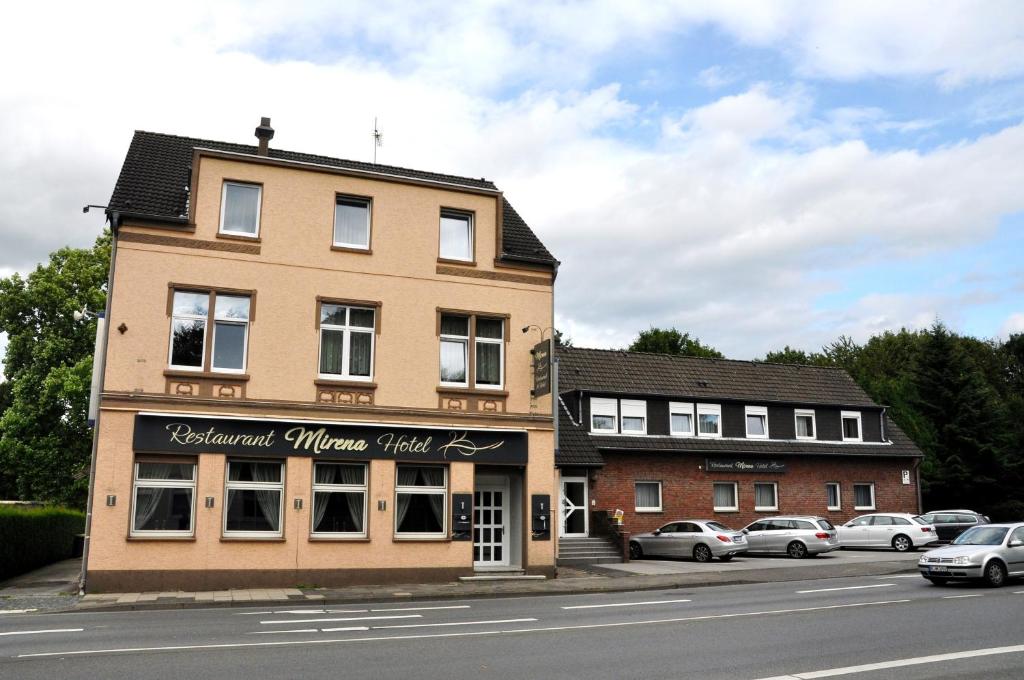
[1001,313,1024,338]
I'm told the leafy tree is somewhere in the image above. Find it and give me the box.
[0,231,111,507]
[554,328,573,348]
[762,345,831,366]
[629,327,723,358]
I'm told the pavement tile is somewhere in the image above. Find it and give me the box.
[195,592,215,602]
[230,591,252,601]
[116,594,140,604]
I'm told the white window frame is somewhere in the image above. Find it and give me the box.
[168,291,208,372]
[713,481,738,512]
[222,460,285,539]
[619,399,647,435]
[210,295,251,374]
[394,465,448,539]
[669,401,694,436]
[826,482,841,511]
[841,411,863,442]
[439,209,474,262]
[129,461,197,538]
[753,482,779,511]
[333,195,371,250]
[853,482,876,511]
[474,317,505,390]
[795,409,816,440]
[310,462,368,538]
[318,304,375,382]
[745,405,769,439]
[590,397,618,433]
[697,403,722,438]
[218,181,262,238]
[634,481,662,512]
[439,314,469,388]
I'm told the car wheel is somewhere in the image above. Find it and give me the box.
[719,555,733,562]
[693,544,713,563]
[926,577,948,586]
[628,541,643,560]
[984,560,1007,588]
[892,535,912,552]
[787,541,808,559]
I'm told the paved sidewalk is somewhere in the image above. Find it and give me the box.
[74,550,922,613]
[0,558,82,612]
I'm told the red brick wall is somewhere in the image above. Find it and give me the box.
[589,452,920,535]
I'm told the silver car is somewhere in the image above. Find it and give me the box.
[629,520,748,563]
[836,512,938,551]
[741,516,840,559]
[918,523,1024,587]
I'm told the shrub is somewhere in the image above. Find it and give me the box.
[0,505,85,582]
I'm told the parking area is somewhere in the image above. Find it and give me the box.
[590,547,924,576]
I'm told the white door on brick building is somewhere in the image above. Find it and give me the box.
[560,476,588,537]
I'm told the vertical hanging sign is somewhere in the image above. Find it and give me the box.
[531,340,551,397]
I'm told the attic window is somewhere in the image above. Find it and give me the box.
[697,379,710,387]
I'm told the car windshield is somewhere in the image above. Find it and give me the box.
[912,516,929,525]
[817,520,835,530]
[952,527,1008,545]
[706,522,733,532]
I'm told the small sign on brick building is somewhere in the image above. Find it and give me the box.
[705,458,787,473]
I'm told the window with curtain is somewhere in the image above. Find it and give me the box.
[670,402,694,436]
[475,317,504,388]
[697,404,722,437]
[169,290,251,372]
[224,460,284,537]
[333,196,371,249]
[440,314,469,385]
[842,411,862,441]
[635,481,662,512]
[795,410,816,439]
[439,210,473,261]
[853,483,875,510]
[754,482,778,510]
[395,465,447,537]
[745,406,768,438]
[826,482,841,510]
[311,462,367,536]
[131,460,196,536]
[713,482,737,511]
[319,303,375,379]
[220,182,261,236]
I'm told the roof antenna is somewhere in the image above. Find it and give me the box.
[372,117,383,163]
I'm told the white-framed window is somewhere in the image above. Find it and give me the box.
[395,465,447,538]
[130,460,196,537]
[669,402,694,436]
[697,403,722,438]
[439,209,473,261]
[333,196,371,250]
[169,290,250,373]
[439,314,469,386]
[842,411,863,441]
[219,181,262,237]
[795,409,816,440]
[475,317,504,389]
[754,482,778,511]
[319,303,375,380]
[745,405,769,439]
[853,483,875,510]
[620,399,647,434]
[223,460,284,538]
[311,462,367,537]
[826,482,841,511]
[590,397,618,433]
[713,482,738,511]
[635,481,662,512]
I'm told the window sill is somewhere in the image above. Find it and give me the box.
[713,509,739,513]
[754,508,779,513]
[854,507,876,512]
[219,536,286,543]
[436,386,509,397]
[309,536,371,542]
[392,536,452,543]
[827,508,843,512]
[126,535,197,542]
[635,510,663,514]
[217,232,262,243]
[164,369,251,381]
[331,245,372,255]
[315,379,377,389]
[437,257,477,267]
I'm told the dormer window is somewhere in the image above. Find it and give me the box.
[795,409,816,439]
[697,403,721,437]
[590,397,618,433]
[745,406,769,439]
[669,402,694,436]
[841,411,862,441]
[219,181,261,237]
[439,209,474,262]
[620,400,647,434]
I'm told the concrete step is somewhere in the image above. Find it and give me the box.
[459,574,547,582]
[557,547,622,556]
[556,556,624,566]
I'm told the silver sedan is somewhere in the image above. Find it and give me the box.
[918,523,1024,587]
[629,520,748,562]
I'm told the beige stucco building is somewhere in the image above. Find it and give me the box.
[84,119,558,591]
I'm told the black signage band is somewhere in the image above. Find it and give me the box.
[133,414,528,465]
[705,458,787,473]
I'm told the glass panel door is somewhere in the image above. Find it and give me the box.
[474,484,508,567]
[560,477,588,537]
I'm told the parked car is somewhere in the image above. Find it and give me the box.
[740,516,839,559]
[836,513,937,552]
[918,523,1024,587]
[917,510,990,543]
[629,520,747,562]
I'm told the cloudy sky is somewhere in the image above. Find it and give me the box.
[2,1,1023,366]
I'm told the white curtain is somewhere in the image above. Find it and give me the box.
[334,200,369,246]
[340,465,365,532]
[755,484,775,507]
[134,463,173,529]
[251,463,281,531]
[224,184,259,233]
[636,483,660,509]
[714,484,735,508]
[312,464,337,530]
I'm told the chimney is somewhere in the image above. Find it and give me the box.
[254,117,275,156]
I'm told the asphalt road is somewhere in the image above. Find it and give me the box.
[2,574,1022,679]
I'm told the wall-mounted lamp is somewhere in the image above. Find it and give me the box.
[293,498,304,510]
[205,496,215,508]
[377,499,387,511]
[105,495,116,507]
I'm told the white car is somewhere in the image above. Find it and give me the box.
[837,512,938,552]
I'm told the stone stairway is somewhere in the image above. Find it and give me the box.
[556,535,624,566]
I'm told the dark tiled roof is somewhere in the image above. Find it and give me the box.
[557,346,877,406]
[557,401,603,466]
[108,130,556,266]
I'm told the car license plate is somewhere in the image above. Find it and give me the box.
[733,536,743,543]
[929,566,949,574]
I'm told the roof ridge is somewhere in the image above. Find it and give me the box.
[559,345,849,371]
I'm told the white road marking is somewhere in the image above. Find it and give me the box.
[0,628,83,637]
[561,599,692,610]
[250,629,320,635]
[0,609,38,614]
[238,609,367,616]
[943,594,983,599]
[372,618,537,630]
[17,599,911,658]
[753,643,1024,679]
[876,575,920,579]
[370,605,471,612]
[796,584,895,594]
[259,614,421,625]
[1014,591,1024,594]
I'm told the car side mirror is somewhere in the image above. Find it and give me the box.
[653,529,661,536]
[1010,539,1023,548]
[742,528,749,534]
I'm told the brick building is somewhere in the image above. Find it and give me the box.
[554,347,923,538]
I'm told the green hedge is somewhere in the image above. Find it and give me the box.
[0,506,85,582]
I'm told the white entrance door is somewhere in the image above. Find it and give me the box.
[474,483,509,567]
[560,476,588,537]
